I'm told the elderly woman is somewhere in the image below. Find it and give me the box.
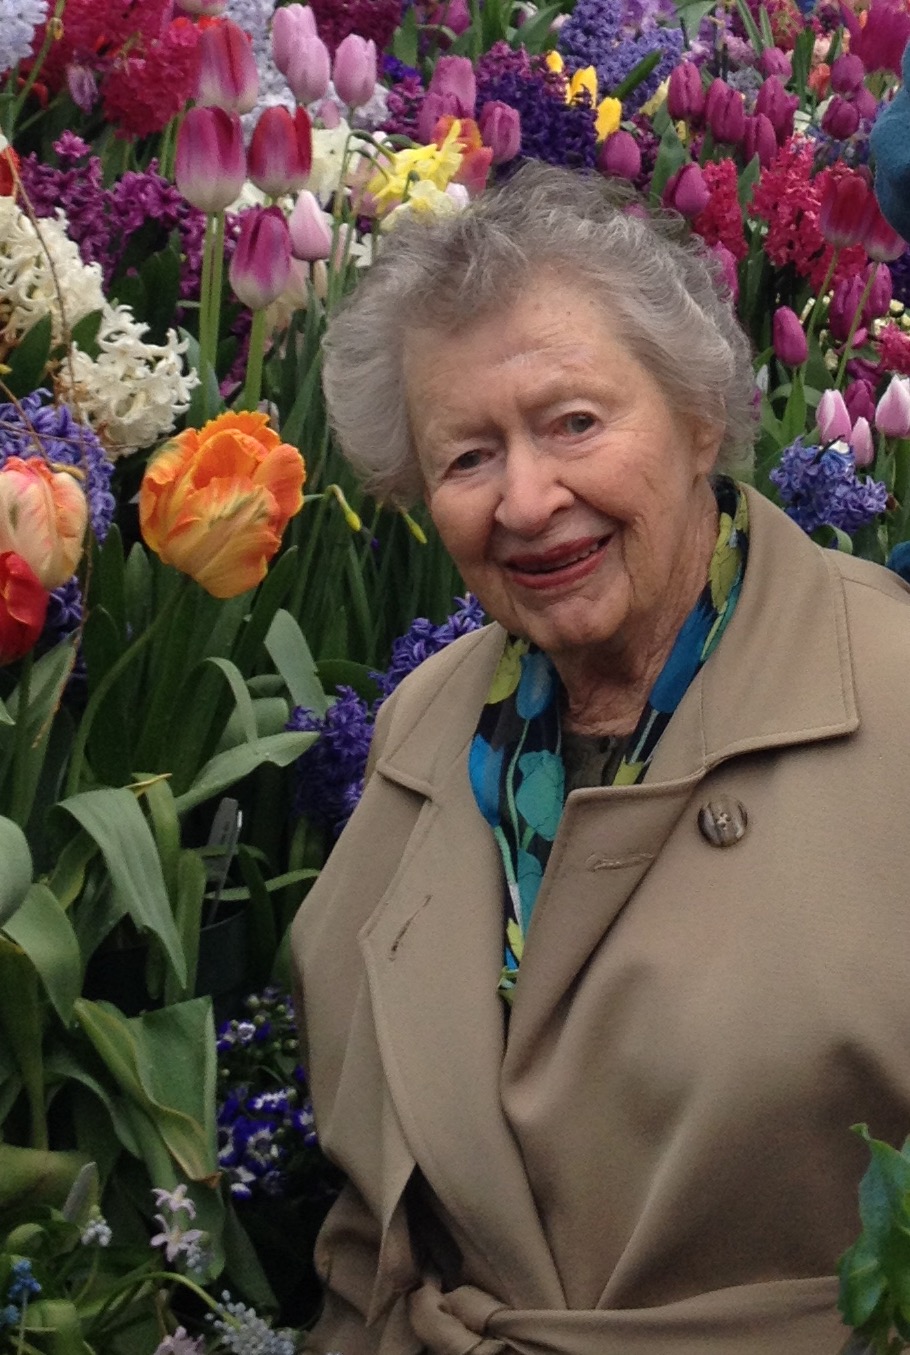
[291,163,910,1355]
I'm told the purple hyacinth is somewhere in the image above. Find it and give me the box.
[558,0,684,114]
[0,392,114,542]
[373,593,485,697]
[770,439,888,534]
[475,46,599,169]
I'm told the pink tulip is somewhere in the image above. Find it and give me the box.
[247,106,313,197]
[427,55,476,117]
[332,34,376,109]
[229,206,293,310]
[283,30,331,104]
[759,48,792,80]
[431,0,471,36]
[662,162,710,218]
[817,388,853,442]
[875,375,910,438]
[479,100,521,165]
[197,19,259,114]
[742,113,777,168]
[597,129,641,180]
[851,416,875,466]
[819,171,874,247]
[289,189,333,261]
[417,91,466,144]
[0,458,88,590]
[710,242,739,301]
[772,306,808,366]
[667,62,705,123]
[175,107,246,213]
[272,3,319,76]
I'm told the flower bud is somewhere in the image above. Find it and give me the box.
[229,206,293,310]
[772,306,808,366]
[742,113,776,168]
[176,107,247,213]
[289,189,333,261]
[759,47,792,80]
[851,416,875,467]
[332,33,376,109]
[830,53,866,94]
[754,75,797,143]
[597,128,641,180]
[428,55,476,117]
[817,388,853,442]
[197,19,259,114]
[875,374,910,437]
[662,162,710,218]
[0,553,48,665]
[667,62,704,123]
[0,458,88,589]
[864,261,893,320]
[821,95,860,141]
[478,100,521,164]
[248,105,313,197]
[272,3,319,77]
[283,31,331,105]
[704,79,745,145]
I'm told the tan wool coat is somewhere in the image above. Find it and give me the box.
[291,485,910,1355]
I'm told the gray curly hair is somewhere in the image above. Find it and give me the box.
[321,162,756,506]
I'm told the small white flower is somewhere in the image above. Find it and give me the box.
[150,1214,204,1264]
[151,1184,197,1218]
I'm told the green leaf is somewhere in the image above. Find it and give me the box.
[73,997,218,1181]
[737,154,761,211]
[236,847,277,991]
[612,47,662,101]
[81,605,132,786]
[164,850,207,1005]
[140,246,182,346]
[0,817,33,925]
[265,609,327,713]
[3,883,82,1025]
[5,313,53,396]
[173,731,316,815]
[205,657,259,745]
[0,940,46,1149]
[391,1,418,65]
[673,0,716,32]
[69,308,104,359]
[735,0,765,51]
[0,640,77,826]
[0,1144,87,1209]
[648,120,688,206]
[55,788,186,988]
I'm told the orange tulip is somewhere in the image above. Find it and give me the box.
[139,411,306,598]
[0,457,88,589]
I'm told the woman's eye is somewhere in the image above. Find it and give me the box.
[561,412,596,436]
[449,449,485,473]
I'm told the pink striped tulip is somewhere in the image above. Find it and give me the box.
[875,375,910,438]
[175,107,246,213]
[817,389,853,442]
[0,458,88,590]
[197,19,259,114]
[229,207,293,310]
[289,189,333,261]
[247,106,313,197]
[851,416,874,466]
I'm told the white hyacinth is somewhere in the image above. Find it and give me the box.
[0,198,198,458]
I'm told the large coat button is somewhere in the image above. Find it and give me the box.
[697,796,748,847]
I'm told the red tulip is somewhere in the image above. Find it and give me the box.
[197,18,259,114]
[175,107,246,213]
[819,171,874,247]
[862,197,908,262]
[229,206,292,310]
[0,552,48,665]
[247,106,313,197]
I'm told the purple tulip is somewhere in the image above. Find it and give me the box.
[197,18,259,114]
[247,106,313,198]
[772,306,808,366]
[431,0,471,36]
[175,107,246,214]
[845,378,877,426]
[479,100,521,165]
[283,31,331,105]
[854,86,878,123]
[597,129,642,180]
[742,113,777,168]
[289,189,333,262]
[830,53,866,94]
[819,171,874,247]
[332,34,377,109]
[817,389,853,442]
[865,262,893,320]
[667,62,705,124]
[272,3,319,76]
[229,206,293,310]
[759,47,792,80]
[849,0,910,76]
[754,76,797,144]
[821,95,860,141]
[875,375,910,438]
[663,162,710,218]
[851,415,875,467]
[705,79,745,146]
[428,55,476,117]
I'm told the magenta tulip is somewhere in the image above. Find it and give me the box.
[876,375,910,438]
[197,19,259,114]
[817,389,853,442]
[845,378,877,426]
[819,171,874,247]
[662,162,710,218]
[822,95,860,141]
[742,113,777,168]
[247,106,313,197]
[704,79,745,146]
[830,53,866,94]
[754,76,797,144]
[759,47,792,80]
[229,207,293,310]
[175,107,246,213]
[479,100,521,165]
[597,129,641,180]
[272,3,319,76]
[772,306,808,366]
[289,189,333,261]
[332,34,376,109]
[849,0,910,76]
[427,55,476,117]
[865,262,894,320]
[667,62,705,124]
[416,91,465,143]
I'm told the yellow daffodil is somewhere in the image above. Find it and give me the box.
[567,65,598,105]
[595,96,622,141]
[366,119,465,217]
[640,78,670,118]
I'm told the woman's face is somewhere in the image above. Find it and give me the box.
[406,272,722,673]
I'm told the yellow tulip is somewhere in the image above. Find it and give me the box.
[595,96,623,141]
[139,411,306,599]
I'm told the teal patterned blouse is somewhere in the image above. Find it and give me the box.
[467,478,750,1004]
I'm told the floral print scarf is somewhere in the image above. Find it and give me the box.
[467,478,749,1003]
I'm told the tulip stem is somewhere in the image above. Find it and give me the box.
[835,266,877,390]
[63,577,189,799]
[198,211,225,419]
[804,247,839,354]
[239,308,267,412]
[9,651,33,826]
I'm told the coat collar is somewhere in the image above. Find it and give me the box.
[360,486,859,1308]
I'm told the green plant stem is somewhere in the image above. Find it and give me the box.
[835,266,878,388]
[239,307,267,411]
[804,247,840,353]
[9,651,32,825]
[198,211,224,419]
[5,0,65,138]
[64,576,189,798]
[206,211,226,386]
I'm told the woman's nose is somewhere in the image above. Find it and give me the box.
[493,443,574,536]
